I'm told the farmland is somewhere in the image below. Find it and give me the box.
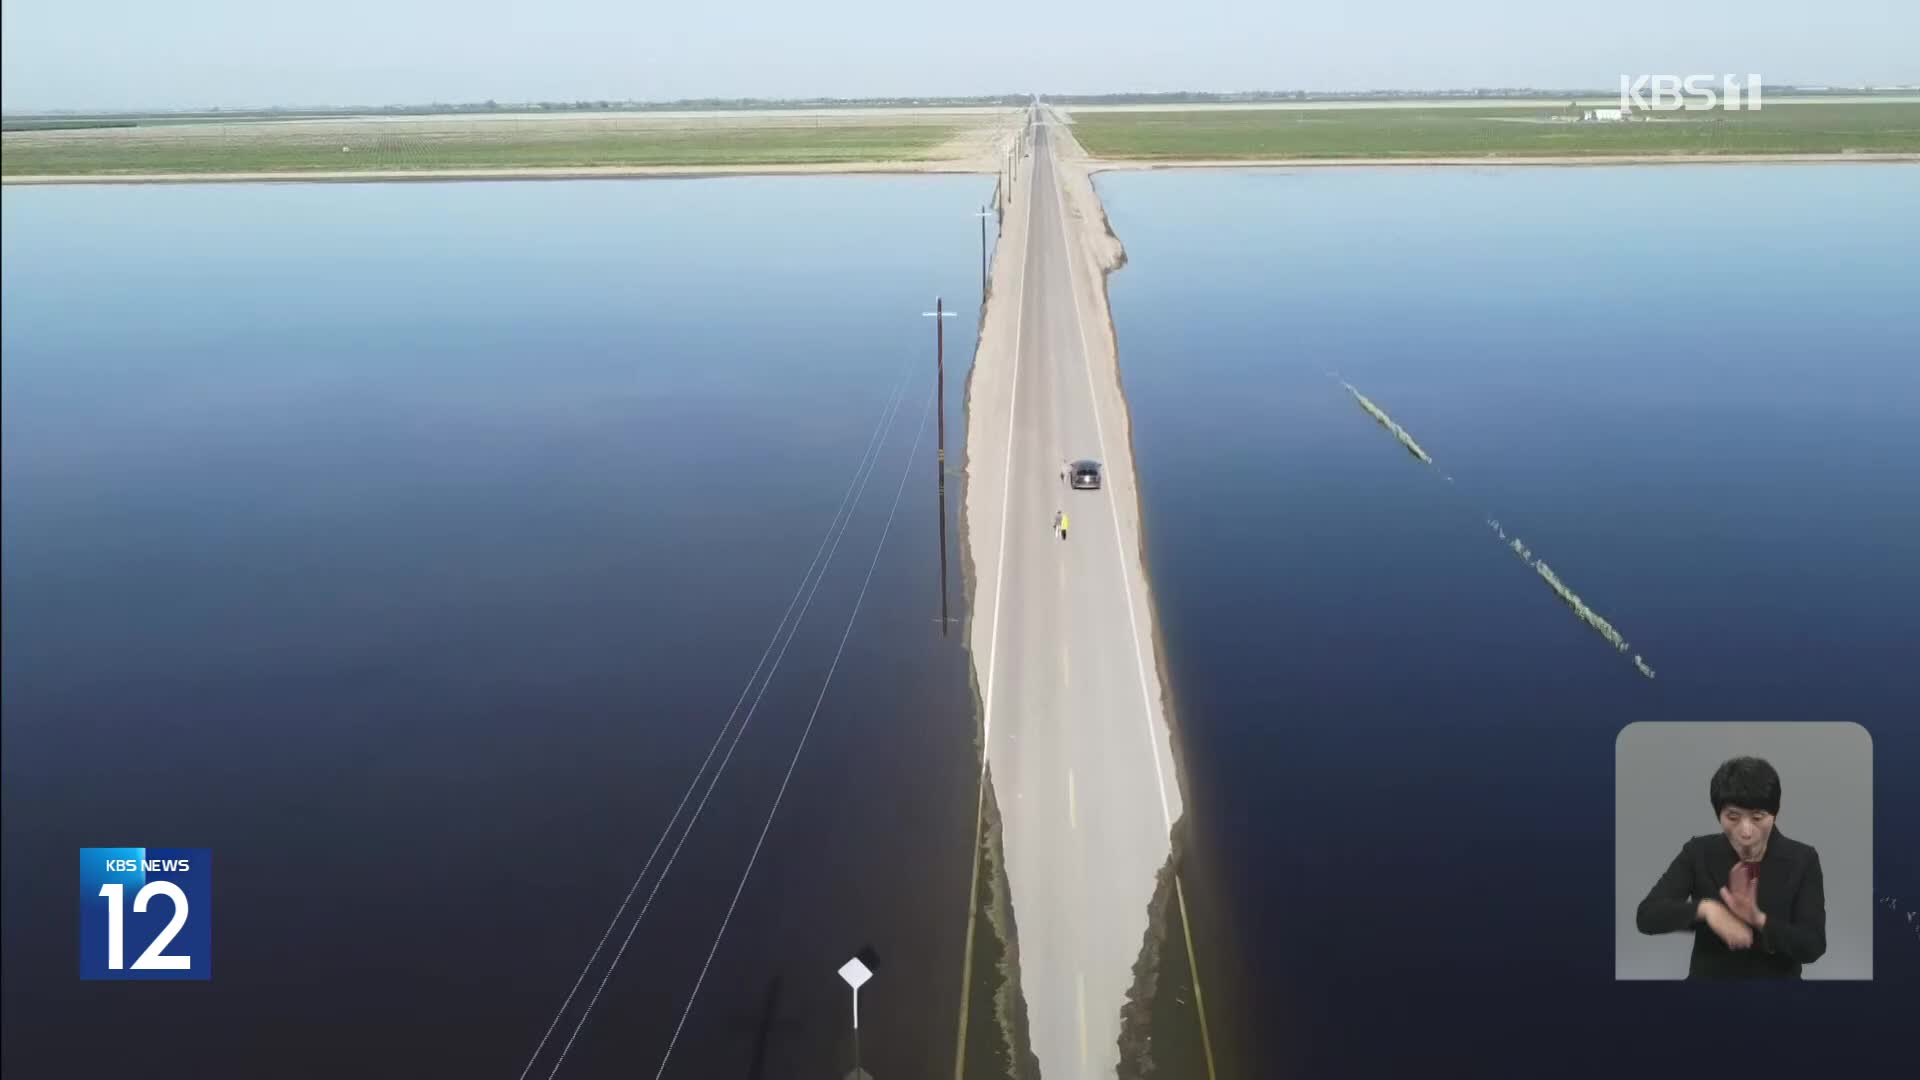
[1066,102,1920,159]
[1,109,1014,177]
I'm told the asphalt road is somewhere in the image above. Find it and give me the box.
[973,111,1184,1079]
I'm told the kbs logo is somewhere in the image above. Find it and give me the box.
[79,848,211,980]
[1620,74,1764,112]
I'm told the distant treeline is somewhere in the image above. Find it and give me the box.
[8,86,1907,128]
[1039,86,1912,104]
[1042,89,1575,104]
[3,118,140,131]
[3,95,1033,127]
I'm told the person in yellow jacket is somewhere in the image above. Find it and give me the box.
[1055,510,1070,541]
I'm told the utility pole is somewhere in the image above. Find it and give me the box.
[924,298,956,483]
[974,206,993,303]
[924,299,957,636]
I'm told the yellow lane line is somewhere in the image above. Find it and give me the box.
[1175,874,1219,1080]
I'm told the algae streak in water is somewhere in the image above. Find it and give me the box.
[1343,383,1434,465]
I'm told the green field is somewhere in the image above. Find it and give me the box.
[0,116,968,175]
[2,118,139,132]
[1069,103,1920,159]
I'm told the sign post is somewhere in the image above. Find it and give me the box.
[838,955,874,1080]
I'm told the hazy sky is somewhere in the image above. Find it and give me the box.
[3,0,1915,111]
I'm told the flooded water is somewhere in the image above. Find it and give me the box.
[2,176,993,1078]
[1100,163,1918,1075]
[8,163,1915,1079]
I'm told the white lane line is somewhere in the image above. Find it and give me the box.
[953,113,1038,1080]
[980,138,1034,762]
[1049,142,1175,835]
[1076,970,1088,1070]
[521,340,917,1080]
[1059,559,1071,688]
[655,373,939,1079]
[1053,123,1221,1080]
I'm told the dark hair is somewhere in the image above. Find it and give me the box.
[1710,756,1781,816]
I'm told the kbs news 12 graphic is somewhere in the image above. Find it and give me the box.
[78,848,212,981]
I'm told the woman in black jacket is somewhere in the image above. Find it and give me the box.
[1635,756,1827,979]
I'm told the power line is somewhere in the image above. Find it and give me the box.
[519,343,921,1080]
[654,370,938,1080]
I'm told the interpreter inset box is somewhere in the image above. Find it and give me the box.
[1615,722,1871,980]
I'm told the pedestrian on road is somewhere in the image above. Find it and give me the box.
[1059,512,1070,542]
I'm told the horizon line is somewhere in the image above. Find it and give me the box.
[9,82,1920,117]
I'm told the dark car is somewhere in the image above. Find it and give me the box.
[1069,460,1102,490]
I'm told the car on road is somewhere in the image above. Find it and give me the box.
[1069,460,1102,490]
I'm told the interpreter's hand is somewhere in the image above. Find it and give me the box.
[1719,864,1766,929]
[1699,899,1754,950]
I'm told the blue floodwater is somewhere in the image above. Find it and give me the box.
[6,163,1915,1079]
[2,177,992,1078]
[1100,164,1918,1075]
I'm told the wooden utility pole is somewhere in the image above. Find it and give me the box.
[935,296,946,475]
[925,299,957,635]
[975,206,993,302]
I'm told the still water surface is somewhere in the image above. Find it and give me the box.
[1101,163,1918,1075]
[6,163,1915,1078]
[2,176,990,1078]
